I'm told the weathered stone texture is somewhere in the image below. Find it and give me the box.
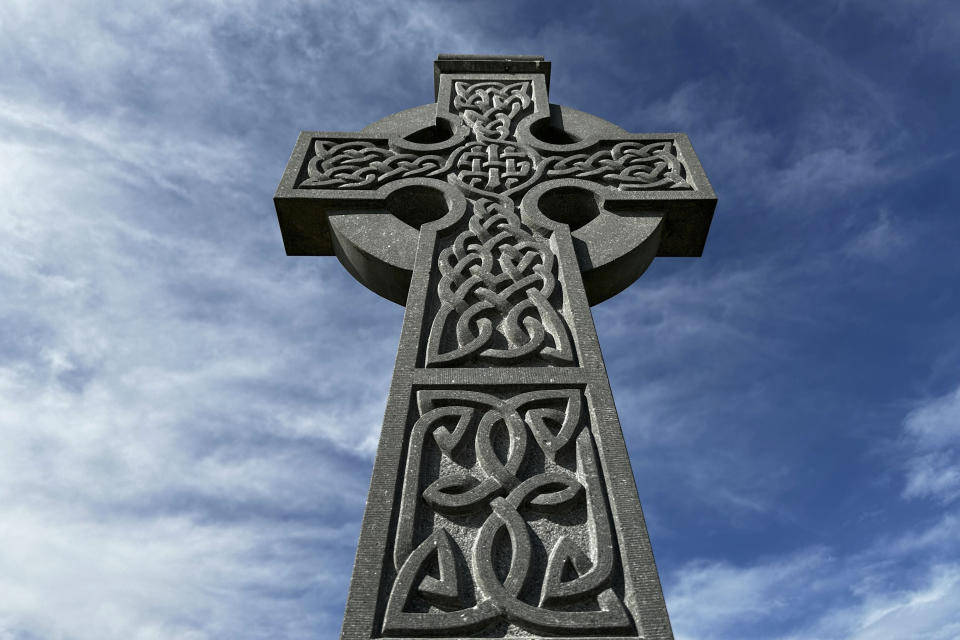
[275,55,716,640]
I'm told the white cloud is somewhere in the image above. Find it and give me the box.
[781,563,960,640]
[848,565,960,640]
[902,385,960,503]
[669,548,832,640]
[904,386,960,447]
[0,508,349,640]
[668,510,960,640]
[768,145,887,205]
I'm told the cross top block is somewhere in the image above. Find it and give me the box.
[275,55,715,306]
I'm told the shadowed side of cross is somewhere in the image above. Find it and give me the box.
[274,55,717,640]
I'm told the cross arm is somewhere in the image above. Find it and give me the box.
[515,107,717,258]
[274,131,467,304]
[275,130,452,255]
[516,114,717,303]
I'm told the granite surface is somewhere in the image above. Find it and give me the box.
[275,54,716,640]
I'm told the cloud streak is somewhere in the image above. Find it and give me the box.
[902,385,960,503]
[669,509,960,640]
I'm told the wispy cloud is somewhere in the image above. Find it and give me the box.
[902,385,960,503]
[844,208,910,261]
[669,548,834,639]
[0,508,352,640]
[669,509,960,640]
[787,563,960,640]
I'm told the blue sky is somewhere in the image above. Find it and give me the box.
[1,1,959,638]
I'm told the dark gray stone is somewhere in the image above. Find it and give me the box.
[275,55,716,640]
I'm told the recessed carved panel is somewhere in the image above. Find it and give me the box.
[452,80,533,143]
[382,389,632,637]
[298,140,454,189]
[425,197,575,368]
[544,141,692,191]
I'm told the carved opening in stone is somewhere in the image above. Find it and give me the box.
[536,186,601,231]
[404,118,455,144]
[529,106,580,145]
[530,122,579,145]
[386,185,450,229]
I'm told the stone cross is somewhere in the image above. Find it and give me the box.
[275,55,715,640]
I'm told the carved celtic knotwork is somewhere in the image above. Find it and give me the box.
[453,81,532,143]
[546,141,692,190]
[275,58,716,640]
[295,81,695,199]
[383,389,631,636]
[426,197,574,367]
[298,140,453,189]
[446,81,538,196]
[454,142,536,194]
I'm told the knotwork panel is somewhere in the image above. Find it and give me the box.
[452,80,533,145]
[424,197,576,368]
[380,388,633,637]
[543,141,693,191]
[298,139,454,189]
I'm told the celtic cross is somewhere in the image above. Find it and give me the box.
[275,55,715,640]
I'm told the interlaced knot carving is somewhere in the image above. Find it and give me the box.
[383,389,630,636]
[546,141,691,190]
[453,81,532,143]
[449,81,539,196]
[456,142,533,192]
[299,140,451,189]
[295,82,690,194]
[426,198,573,367]
[293,81,695,369]
[426,82,570,367]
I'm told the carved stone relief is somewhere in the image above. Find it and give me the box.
[426,197,574,367]
[383,389,632,637]
[274,55,718,640]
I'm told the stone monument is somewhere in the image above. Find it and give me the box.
[275,55,715,640]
